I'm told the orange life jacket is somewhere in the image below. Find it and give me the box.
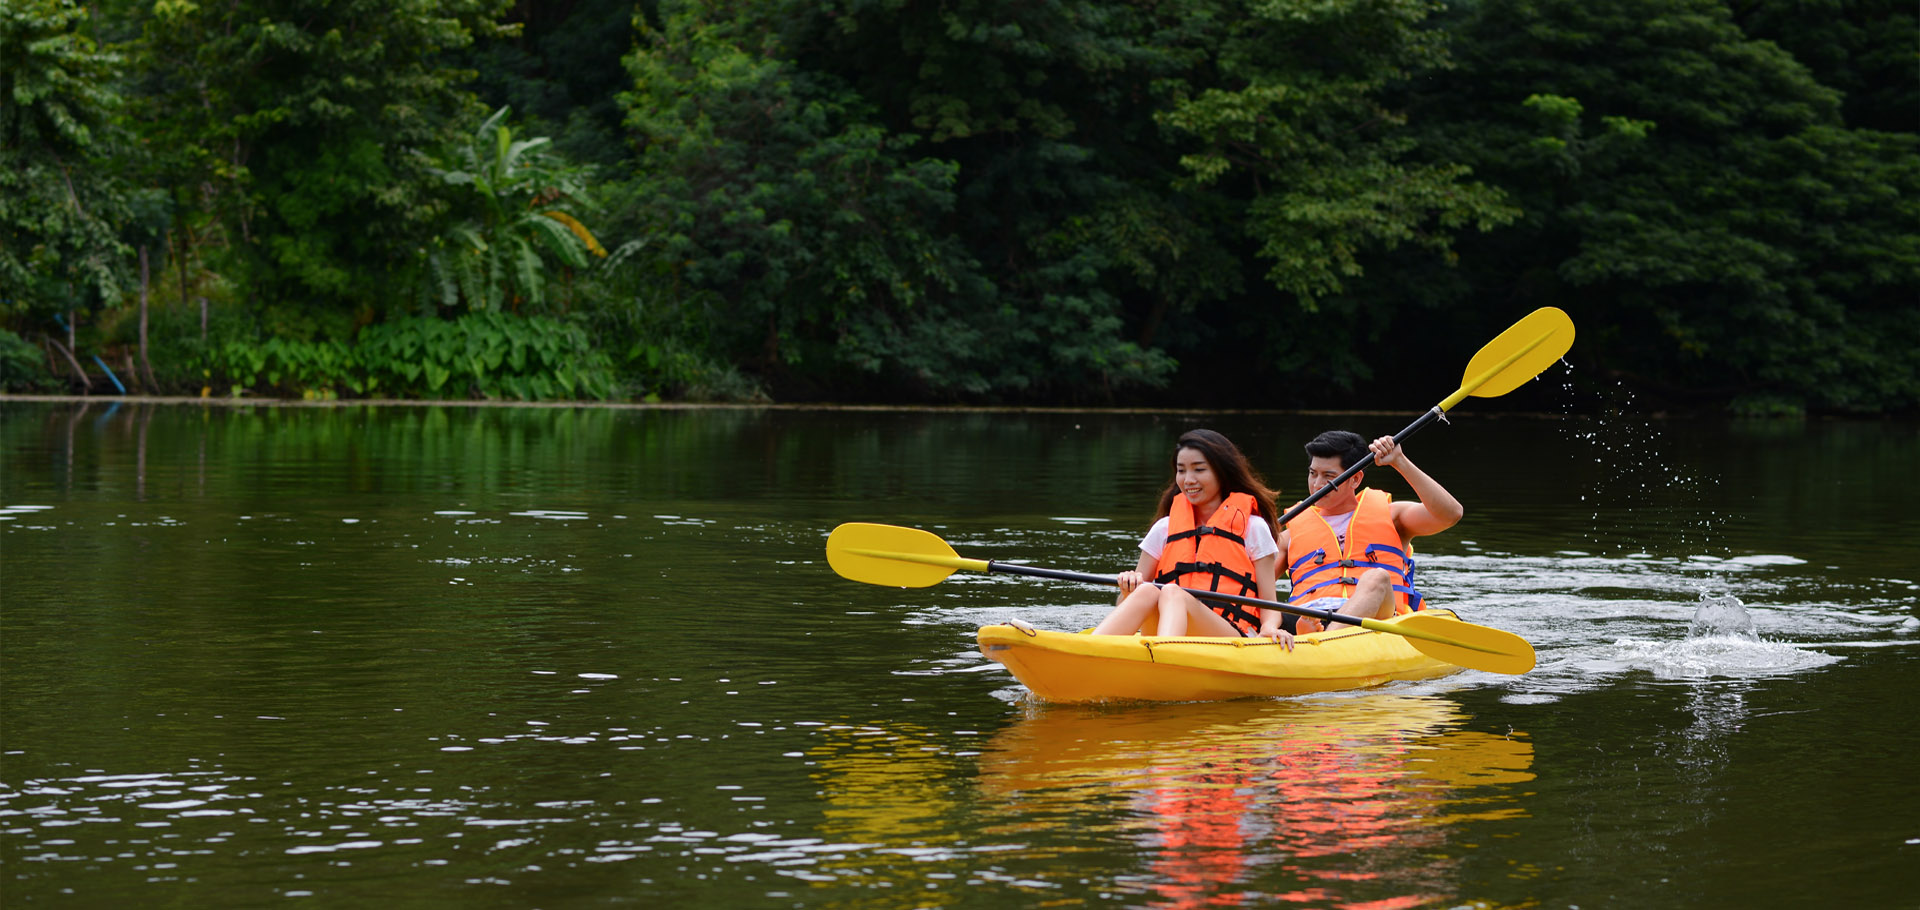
[1155,492,1263,635]
[1284,488,1425,613]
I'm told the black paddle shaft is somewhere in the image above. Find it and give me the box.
[983,561,1365,628]
[1274,405,1447,527]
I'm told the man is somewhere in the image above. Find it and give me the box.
[1274,430,1462,635]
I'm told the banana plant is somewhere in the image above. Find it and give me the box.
[425,106,606,311]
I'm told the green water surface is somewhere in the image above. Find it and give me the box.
[2,401,1915,908]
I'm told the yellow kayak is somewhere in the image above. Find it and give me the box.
[977,610,1465,703]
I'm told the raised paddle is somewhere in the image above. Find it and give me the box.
[1276,306,1575,526]
[826,522,1536,675]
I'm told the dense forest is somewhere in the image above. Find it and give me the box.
[3,0,1915,414]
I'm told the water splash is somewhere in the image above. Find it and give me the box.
[1555,373,1726,553]
[1689,594,1757,639]
[1604,593,1840,679]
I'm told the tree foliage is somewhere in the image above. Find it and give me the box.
[0,0,133,317]
[1156,0,1519,307]
[422,106,607,312]
[131,0,514,317]
[1416,0,1920,413]
[3,0,1911,411]
[617,2,1008,396]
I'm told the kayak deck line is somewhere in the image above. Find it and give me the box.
[977,610,1464,703]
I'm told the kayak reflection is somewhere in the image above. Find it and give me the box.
[976,694,1535,908]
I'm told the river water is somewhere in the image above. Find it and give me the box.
[2,400,1915,907]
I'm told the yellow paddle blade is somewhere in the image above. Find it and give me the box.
[1441,307,1576,410]
[1360,612,1537,675]
[825,522,989,588]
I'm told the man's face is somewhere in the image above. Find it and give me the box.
[1306,455,1361,510]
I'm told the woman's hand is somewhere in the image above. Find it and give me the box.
[1295,617,1324,635]
[1116,571,1144,598]
[1260,629,1296,651]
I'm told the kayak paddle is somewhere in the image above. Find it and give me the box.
[1277,306,1574,525]
[826,522,1536,675]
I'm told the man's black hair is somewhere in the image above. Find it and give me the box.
[1305,430,1370,471]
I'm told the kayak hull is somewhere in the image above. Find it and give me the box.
[976,610,1464,703]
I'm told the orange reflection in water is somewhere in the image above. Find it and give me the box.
[977,694,1534,909]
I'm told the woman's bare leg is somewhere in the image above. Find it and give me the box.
[1152,586,1242,637]
[1094,584,1164,635]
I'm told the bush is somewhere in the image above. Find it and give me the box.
[194,311,616,401]
[0,330,58,392]
[357,312,615,400]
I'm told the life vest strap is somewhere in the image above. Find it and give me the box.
[1206,599,1262,634]
[1289,576,1426,610]
[1293,559,1412,587]
[1165,525,1247,548]
[1155,561,1257,594]
[1293,576,1354,599]
[1364,543,1410,562]
[1288,548,1327,573]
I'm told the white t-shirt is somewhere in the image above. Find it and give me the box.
[1321,510,1355,547]
[1139,513,1279,562]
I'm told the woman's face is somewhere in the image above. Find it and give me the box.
[1174,447,1221,508]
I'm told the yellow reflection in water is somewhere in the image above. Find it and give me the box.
[796,719,1007,908]
[976,695,1534,909]
[795,698,1532,909]
[809,719,965,840]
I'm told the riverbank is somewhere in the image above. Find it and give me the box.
[1,393,1511,418]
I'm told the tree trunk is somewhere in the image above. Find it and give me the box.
[177,225,189,313]
[46,336,92,391]
[139,245,158,391]
[1137,296,1173,349]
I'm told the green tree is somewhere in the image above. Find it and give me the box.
[421,106,607,312]
[1156,0,1519,310]
[626,0,1516,402]
[618,2,1022,397]
[1418,0,1920,413]
[461,0,635,165]
[130,0,514,329]
[789,0,1230,397]
[1734,0,1918,134]
[0,0,133,320]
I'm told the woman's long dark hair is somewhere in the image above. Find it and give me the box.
[1154,429,1280,538]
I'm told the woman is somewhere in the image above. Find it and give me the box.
[1092,429,1294,646]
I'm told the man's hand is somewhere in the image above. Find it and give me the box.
[1370,435,1404,468]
